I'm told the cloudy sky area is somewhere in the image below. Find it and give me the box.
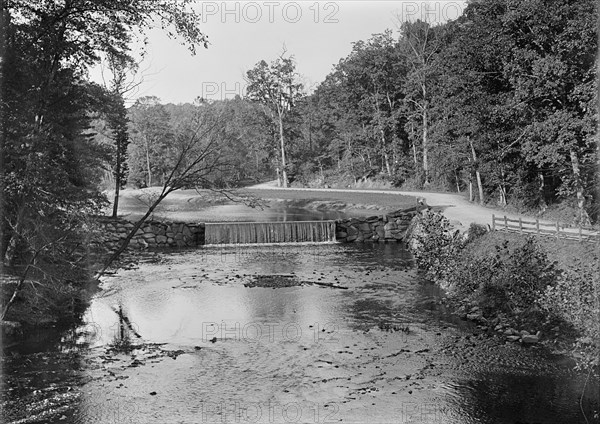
[94,1,466,104]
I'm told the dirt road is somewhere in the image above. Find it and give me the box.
[248,181,537,231]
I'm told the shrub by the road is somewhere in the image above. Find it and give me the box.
[540,258,600,372]
[410,212,598,375]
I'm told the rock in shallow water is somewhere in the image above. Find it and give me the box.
[521,334,540,344]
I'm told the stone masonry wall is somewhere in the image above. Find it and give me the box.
[335,208,419,243]
[96,217,205,250]
[96,207,419,250]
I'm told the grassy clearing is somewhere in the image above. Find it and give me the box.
[244,188,416,209]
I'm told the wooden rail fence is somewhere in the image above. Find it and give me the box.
[491,215,600,243]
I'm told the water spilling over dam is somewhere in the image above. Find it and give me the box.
[204,220,337,244]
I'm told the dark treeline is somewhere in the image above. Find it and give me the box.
[0,0,210,324]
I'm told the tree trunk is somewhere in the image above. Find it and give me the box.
[112,143,122,218]
[410,123,418,168]
[422,107,429,186]
[380,130,391,176]
[476,171,484,204]
[145,135,152,187]
[4,201,27,265]
[498,185,507,207]
[384,152,392,176]
[469,173,474,202]
[421,82,429,187]
[0,7,6,264]
[112,181,120,218]
[1,262,33,321]
[97,191,169,278]
[469,136,484,204]
[538,172,547,213]
[569,149,589,225]
[498,165,507,207]
[454,170,461,192]
[278,110,288,188]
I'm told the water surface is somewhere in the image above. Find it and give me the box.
[3,243,598,424]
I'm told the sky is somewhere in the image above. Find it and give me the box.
[93,1,467,105]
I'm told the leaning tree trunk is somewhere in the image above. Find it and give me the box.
[97,191,169,278]
[1,262,33,321]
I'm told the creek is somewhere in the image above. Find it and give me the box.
[2,241,598,423]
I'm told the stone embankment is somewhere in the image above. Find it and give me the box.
[95,217,204,250]
[335,209,418,242]
[96,207,421,251]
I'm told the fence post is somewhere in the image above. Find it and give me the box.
[556,222,560,239]
[519,218,523,233]
[536,218,540,235]
[492,214,495,231]
[579,225,582,242]
[504,216,508,230]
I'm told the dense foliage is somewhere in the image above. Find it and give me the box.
[248,0,598,222]
[126,97,275,189]
[0,0,208,323]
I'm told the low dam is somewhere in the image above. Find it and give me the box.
[204,221,336,244]
[96,208,420,250]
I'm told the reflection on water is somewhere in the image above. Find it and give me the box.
[3,243,599,424]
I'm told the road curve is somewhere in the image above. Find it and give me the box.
[247,181,549,231]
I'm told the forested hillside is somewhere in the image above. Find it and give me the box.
[286,0,598,223]
[116,0,598,223]
[165,1,592,224]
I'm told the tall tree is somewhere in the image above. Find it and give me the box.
[128,96,173,187]
[501,0,597,222]
[398,20,444,187]
[246,53,303,187]
[338,31,406,177]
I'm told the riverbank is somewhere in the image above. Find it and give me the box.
[407,211,600,381]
